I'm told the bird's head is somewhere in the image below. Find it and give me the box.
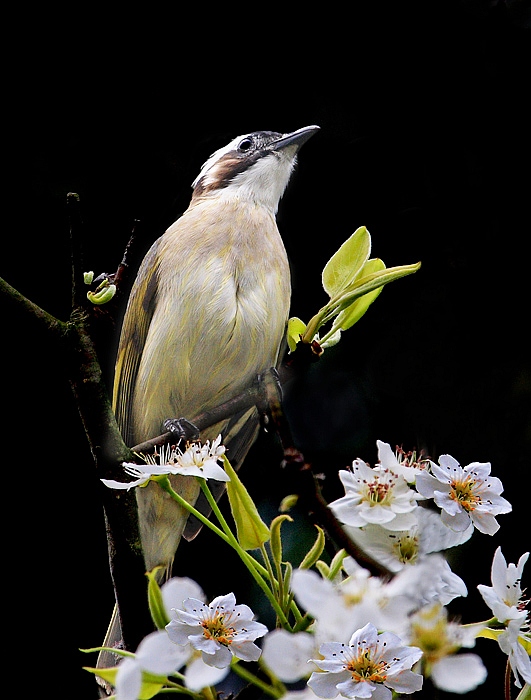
[191,125,320,212]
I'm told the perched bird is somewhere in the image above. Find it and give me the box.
[112,125,320,578]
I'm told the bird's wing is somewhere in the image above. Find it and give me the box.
[112,242,160,446]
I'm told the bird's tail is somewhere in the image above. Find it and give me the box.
[96,604,122,697]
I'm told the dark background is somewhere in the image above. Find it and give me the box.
[3,2,530,698]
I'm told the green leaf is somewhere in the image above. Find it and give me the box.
[299,525,326,569]
[332,258,386,331]
[322,226,370,298]
[146,567,170,629]
[287,317,307,352]
[224,455,270,550]
[302,261,421,344]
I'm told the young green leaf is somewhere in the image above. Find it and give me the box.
[331,258,386,332]
[322,226,371,298]
[287,317,307,352]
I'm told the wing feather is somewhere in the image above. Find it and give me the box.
[113,242,160,446]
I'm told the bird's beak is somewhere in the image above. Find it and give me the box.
[272,125,320,152]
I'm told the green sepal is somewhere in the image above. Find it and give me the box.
[223,455,270,550]
[328,549,348,579]
[283,560,293,594]
[315,560,330,578]
[322,226,371,298]
[516,683,531,700]
[270,514,293,566]
[83,666,168,699]
[299,525,326,569]
[477,626,531,654]
[146,567,170,629]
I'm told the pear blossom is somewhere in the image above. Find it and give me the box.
[262,629,320,682]
[329,458,422,532]
[477,546,529,623]
[376,440,429,484]
[498,618,531,688]
[166,592,268,668]
[101,462,174,490]
[343,506,473,572]
[477,547,531,688]
[114,630,189,700]
[415,454,511,534]
[101,436,230,490]
[307,622,423,699]
[159,577,231,691]
[384,554,468,610]
[290,560,389,640]
[406,603,487,694]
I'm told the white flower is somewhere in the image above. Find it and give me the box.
[477,547,531,689]
[262,629,319,682]
[114,630,189,700]
[290,562,388,640]
[384,554,468,609]
[343,506,473,572]
[376,440,429,484]
[415,454,511,534]
[101,462,174,490]
[498,618,531,688]
[307,621,423,699]
[159,576,231,691]
[329,458,422,532]
[168,435,229,481]
[166,592,268,668]
[477,546,529,623]
[407,604,487,694]
[101,436,229,490]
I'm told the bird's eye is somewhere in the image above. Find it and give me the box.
[238,138,253,153]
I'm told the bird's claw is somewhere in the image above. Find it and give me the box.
[163,417,200,442]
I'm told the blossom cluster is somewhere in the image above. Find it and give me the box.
[94,437,530,699]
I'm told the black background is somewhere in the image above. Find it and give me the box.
[3,2,530,698]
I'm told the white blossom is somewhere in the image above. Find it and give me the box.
[166,592,267,668]
[477,546,529,623]
[498,619,531,688]
[101,435,229,490]
[330,458,422,532]
[114,630,189,700]
[261,629,319,682]
[406,603,487,694]
[307,621,423,699]
[343,506,473,572]
[477,547,531,689]
[376,440,428,484]
[415,454,511,534]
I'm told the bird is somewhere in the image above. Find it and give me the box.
[112,124,320,579]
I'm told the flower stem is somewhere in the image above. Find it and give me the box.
[197,480,293,629]
[231,660,284,698]
[157,477,230,545]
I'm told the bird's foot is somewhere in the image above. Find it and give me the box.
[163,417,200,442]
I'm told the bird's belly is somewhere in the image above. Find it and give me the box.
[132,263,289,444]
